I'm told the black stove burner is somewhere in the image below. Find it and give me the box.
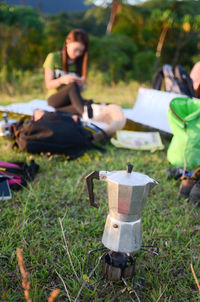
[105,252,129,269]
[104,251,136,281]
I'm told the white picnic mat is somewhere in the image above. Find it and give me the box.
[122,88,194,134]
[1,88,198,134]
[0,99,55,116]
[0,99,107,130]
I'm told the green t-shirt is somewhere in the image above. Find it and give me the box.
[43,51,76,98]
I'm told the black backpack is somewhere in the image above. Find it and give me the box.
[11,112,101,160]
[152,64,196,97]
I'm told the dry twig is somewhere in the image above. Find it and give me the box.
[55,270,72,302]
[17,247,60,302]
[75,171,86,188]
[47,289,60,302]
[183,150,186,177]
[190,263,200,292]
[16,248,32,302]
[59,217,80,283]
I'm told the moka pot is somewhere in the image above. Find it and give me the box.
[86,164,158,253]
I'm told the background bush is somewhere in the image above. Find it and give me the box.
[1,0,200,94]
[133,50,157,82]
[90,34,137,84]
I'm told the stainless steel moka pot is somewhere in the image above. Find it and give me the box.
[86,164,158,253]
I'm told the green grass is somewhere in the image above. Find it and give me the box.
[0,69,141,108]
[0,80,200,302]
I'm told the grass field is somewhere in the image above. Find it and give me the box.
[0,79,200,302]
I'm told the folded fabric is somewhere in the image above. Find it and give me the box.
[0,99,55,116]
[111,130,164,152]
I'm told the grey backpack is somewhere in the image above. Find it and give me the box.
[152,64,196,97]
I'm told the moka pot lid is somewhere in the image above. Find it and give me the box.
[102,164,158,187]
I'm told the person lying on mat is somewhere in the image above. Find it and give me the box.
[34,103,126,143]
[43,28,93,117]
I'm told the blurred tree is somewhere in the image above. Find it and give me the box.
[0,3,45,70]
[90,33,137,83]
[150,7,174,68]
[148,0,200,68]
[111,5,146,47]
[43,10,107,56]
[106,1,122,34]
[1,0,200,87]
[84,5,108,35]
[112,0,200,69]
[85,0,130,34]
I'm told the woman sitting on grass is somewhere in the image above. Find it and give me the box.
[42,28,126,141]
[43,28,92,117]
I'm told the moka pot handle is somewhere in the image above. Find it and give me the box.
[85,171,100,208]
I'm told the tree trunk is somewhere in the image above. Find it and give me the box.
[154,24,169,69]
[106,1,122,35]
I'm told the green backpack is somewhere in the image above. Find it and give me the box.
[167,97,200,169]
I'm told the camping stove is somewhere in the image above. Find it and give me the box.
[86,245,158,301]
[85,164,158,299]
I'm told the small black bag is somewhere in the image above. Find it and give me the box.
[11,112,96,160]
[0,160,39,190]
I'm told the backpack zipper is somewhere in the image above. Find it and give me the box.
[169,104,187,128]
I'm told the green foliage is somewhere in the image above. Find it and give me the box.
[151,8,174,25]
[113,0,200,68]
[90,33,137,83]
[1,0,200,87]
[132,50,156,81]
[0,3,45,70]
[43,10,107,56]
[0,2,44,30]
[0,67,45,97]
[84,5,109,27]
[191,54,200,65]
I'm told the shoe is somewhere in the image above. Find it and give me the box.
[179,176,196,199]
[84,99,93,119]
[192,166,200,180]
[179,166,200,198]
[189,181,200,207]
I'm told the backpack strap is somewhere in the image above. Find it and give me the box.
[0,174,14,180]
[152,67,164,90]
[90,122,109,142]
[162,64,178,92]
[174,64,196,97]
[10,119,25,139]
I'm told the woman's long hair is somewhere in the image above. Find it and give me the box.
[62,29,89,79]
